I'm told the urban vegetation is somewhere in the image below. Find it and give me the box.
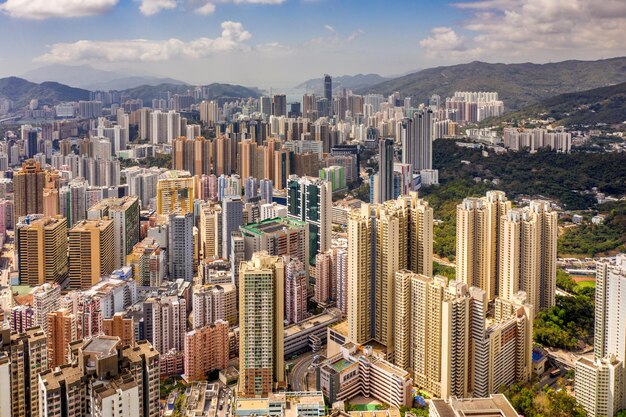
[534,293,595,350]
[558,200,626,257]
[501,383,586,417]
[424,140,626,260]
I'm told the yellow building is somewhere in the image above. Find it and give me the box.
[156,171,195,216]
[68,220,114,289]
[17,215,68,286]
[238,252,285,397]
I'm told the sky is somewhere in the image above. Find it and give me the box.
[0,0,624,89]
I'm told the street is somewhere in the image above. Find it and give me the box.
[288,351,315,391]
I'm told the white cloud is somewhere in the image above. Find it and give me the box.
[139,0,176,15]
[306,25,364,48]
[35,21,251,63]
[0,0,118,19]
[433,0,626,58]
[195,1,216,14]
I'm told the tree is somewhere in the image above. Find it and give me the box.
[556,269,576,293]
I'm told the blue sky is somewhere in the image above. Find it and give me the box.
[0,0,624,89]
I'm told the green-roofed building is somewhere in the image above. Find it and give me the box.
[240,217,309,269]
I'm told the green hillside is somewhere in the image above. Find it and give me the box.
[358,57,626,110]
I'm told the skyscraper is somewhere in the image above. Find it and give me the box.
[456,191,510,300]
[347,193,433,349]
[286,176,332,266]
[499,200,557,310]
[16,215,68,286]
[46,308,77,368]
[168,211,194,282]
[221,197,243,260]
[347,207,372,344]
[378,138,394,203]
[68,219,115,289]
[0,327,48,417]
[156,171,195,216]
[401,109,433,173]
[272,94,287,117]
[238,252,285,397]
[576,255,626,417]
[13,159,47,218]
[87,196,140,270]
[324,74,332,116]
[285,257,308,324]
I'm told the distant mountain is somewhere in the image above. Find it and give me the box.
[0,77,89,107]
[121,83,261,102]
[295,74,388,94]
[357,57,626,110]
[491,81,626,126]
[22,65,187,90]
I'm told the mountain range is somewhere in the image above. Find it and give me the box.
[357,57,626,110]
[0,77,90,108]
[22,65,187,91]
[488,81,626,126]
[0,78,261,108]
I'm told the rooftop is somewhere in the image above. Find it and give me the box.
[430,395,519,417]
[284,308,342,337]
[240,217,306,236]
[82,335,120,356]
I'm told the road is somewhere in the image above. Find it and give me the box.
[288,351,315,391]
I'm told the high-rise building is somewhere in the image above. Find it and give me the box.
[347,208,372,344]
[499,200,557,310]
[88,196,140,270]
[576,253,626,417]
[238,252,285,397]
[314,250,334,306]
[378,138,394,203]
[192,283,237,329]
[102,312,135,346]
[10,306,34,334]
[199,202,222,260]
[156,171,195,216]
[272,94,287,117]
[143,296,186,358]
[336,248,348,315]
[575,355,625,417]
[221,197,243,259]
[13,159,47,218]
[456,191,510,300]
[59,177,88,228]
[33,283,61,333]
[347,193,433,352]
[183,320,229,381]
[239,217,308,266]
[68,219,115,289]
[401,109,433,173]
[46,308,77,368]
[285,257,308,324]
[126,238,166,287]
[286,176,332,266]
[168,211,194,282]
[16,215,68,286]
[38,336,160,417]
[172,136,212,176]
[324,75,332,116]
[0,327,48,417]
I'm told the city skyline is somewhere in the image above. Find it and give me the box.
[0,0,622,88]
